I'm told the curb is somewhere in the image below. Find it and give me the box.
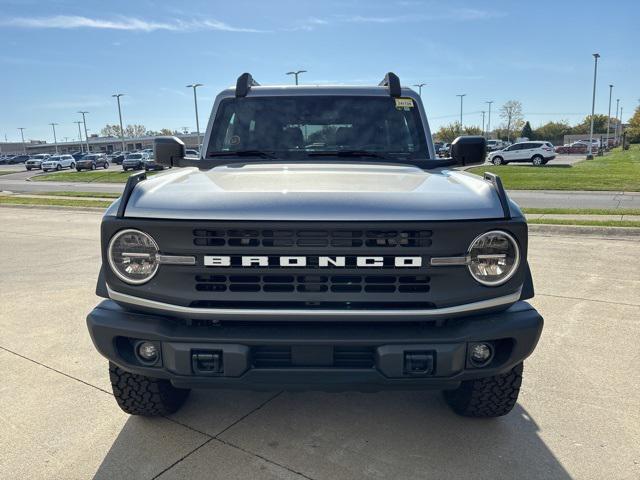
[0,204,106,213]
[529,223,640,238]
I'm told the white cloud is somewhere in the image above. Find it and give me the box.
[0,15,267,33]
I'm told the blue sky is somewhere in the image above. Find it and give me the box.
[1,0,638,144]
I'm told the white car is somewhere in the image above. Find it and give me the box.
[25,154,51,170]
[41,154,76,172]
[488,141,555,166]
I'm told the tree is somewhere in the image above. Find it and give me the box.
[521,121,533,139]
[499,100,524,142]
[434,122,461,143]
[532,120,572,145]
[100,124,122,137]
[159,128,174,136]
[627,103,640,144]
[571,114,609,134]
[124,124,147,138]
[462,126,482,136]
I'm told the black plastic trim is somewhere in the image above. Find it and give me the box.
[235,72,259,97]
[116,171,146,218]
[484,172,511,220]
[378,72,401,97]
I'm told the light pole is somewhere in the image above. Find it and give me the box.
[606,84,613,149]
[587,53,600,159]
[485,100,494,138]
[186,83,203,150]
[456,94,466,132]
[18,127,26,153]
[49,123,59,154]
[481,111,486,136]
[286,70,307,85]
[78,111,90,152]
[112,94,126,152]
[619,106,624,147]
[614,98,620,144]
[74,121,84,153]
[413,83,426,97]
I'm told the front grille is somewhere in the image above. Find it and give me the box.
[195,274,430,294]
[193,228,432,248]
[251,346,375,368]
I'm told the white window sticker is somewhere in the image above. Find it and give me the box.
[395,98,414,109]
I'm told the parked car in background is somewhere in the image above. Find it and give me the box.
[488,141,555,166]
[486,139,507,152]
[72,152,86,161]
[108,151,126,165]
[185,149,200,157]
[437,143,450,157]
[122,152,148,171]
[76,153,109,171]
[41,154,76,171]
[8,154,30,164]
[25,154,51,170]
[555,142,590,154]
[143,155,164,172]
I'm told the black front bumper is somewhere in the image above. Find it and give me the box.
[87,300,543,391]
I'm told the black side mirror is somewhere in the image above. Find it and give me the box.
[154,136,185,168]
[451,136,487,166]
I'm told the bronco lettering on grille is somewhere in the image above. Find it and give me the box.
[203,256,422,268]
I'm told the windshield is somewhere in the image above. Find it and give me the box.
[206,95,429,160]
[126,154,142,159]
[48,157,60,161]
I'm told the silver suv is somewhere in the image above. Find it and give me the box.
[488,141,555,166]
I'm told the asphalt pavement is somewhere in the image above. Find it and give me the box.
[1,206,638,479]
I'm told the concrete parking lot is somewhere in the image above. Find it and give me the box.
[0,206,639,479]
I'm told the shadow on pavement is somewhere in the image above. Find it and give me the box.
[94,390,571,480]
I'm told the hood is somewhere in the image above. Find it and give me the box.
[120,162,507,221]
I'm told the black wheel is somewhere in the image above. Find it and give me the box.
[56,164,62,171]
[443,363,523,417]
[532,155,544,166]
[492,156,504,166]
[42,169,48,172]
[91,163,96,170]
[109,362,190,416]
[123,167,128,172]
[104,162,109,169]
[76,168,82,172]
[26,167,31,171]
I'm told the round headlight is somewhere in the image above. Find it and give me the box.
[467,230,520,286]
[108,229,159,284]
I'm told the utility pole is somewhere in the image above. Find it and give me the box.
[18,127,26,153]
[112,94,126,152]
[78,111,90,152]
[286,70,307,85]
[614,98,620,144]
[413,83,426,97]
[74,121,84,153]
[456,94,466,132]
[606,84,613,150]
[485,101,494,138]
[49,123,59,154]
[587,53,600,159]
[481,111,486,136]
[186,83,203,150]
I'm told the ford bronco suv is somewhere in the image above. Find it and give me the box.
[87,73,543,418]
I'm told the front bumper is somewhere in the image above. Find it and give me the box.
[87,300,543,391]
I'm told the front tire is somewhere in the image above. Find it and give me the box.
[91,163,96,170]
[104,162,109,169]
[26,167,32,171]
[492,156,504,166]
[109,362,190,416]
[56,164,62,171]
[443,363,523,417]
[532,155,544,166]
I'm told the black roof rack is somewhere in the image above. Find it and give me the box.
[379,72,401,97]
[235,73,260,97]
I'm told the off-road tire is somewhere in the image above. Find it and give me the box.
[109,362,190,416]
[443,362,523,417]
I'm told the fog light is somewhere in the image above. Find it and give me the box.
[469,342,493,367]
[137,342,158,361]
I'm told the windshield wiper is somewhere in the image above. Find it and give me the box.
[307,150,390,159]
[207,150,277,159]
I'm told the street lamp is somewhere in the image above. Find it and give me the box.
[49,123,59,154]
[456,94,466,132]
[606,84,613,150]
[587,53,600,159]
[413,83,426,97]
[485,101,494,138]
[614,98,620,144]
[186,83,203,150]
[74,121,84,153]
[286,70,307,85]
[18,127,26,153]
[78,111,90,152]
[112,94,126,152]
[481,111,486,136]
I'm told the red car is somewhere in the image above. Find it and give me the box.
[555,143,590,154]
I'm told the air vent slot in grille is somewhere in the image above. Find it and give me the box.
[251,346,375,369]
[193,228,432,248]
[195,274,430,294]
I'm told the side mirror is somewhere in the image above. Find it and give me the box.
[154,136,185,168]
[450,135,487,166]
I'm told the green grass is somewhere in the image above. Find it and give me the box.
[528,218,640,228]
[0,196,112,208]
[522,207,640,216]
[468,145,640,191]
[32,170,159,183]
[0,170,19,176]
[31,191,121,199]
